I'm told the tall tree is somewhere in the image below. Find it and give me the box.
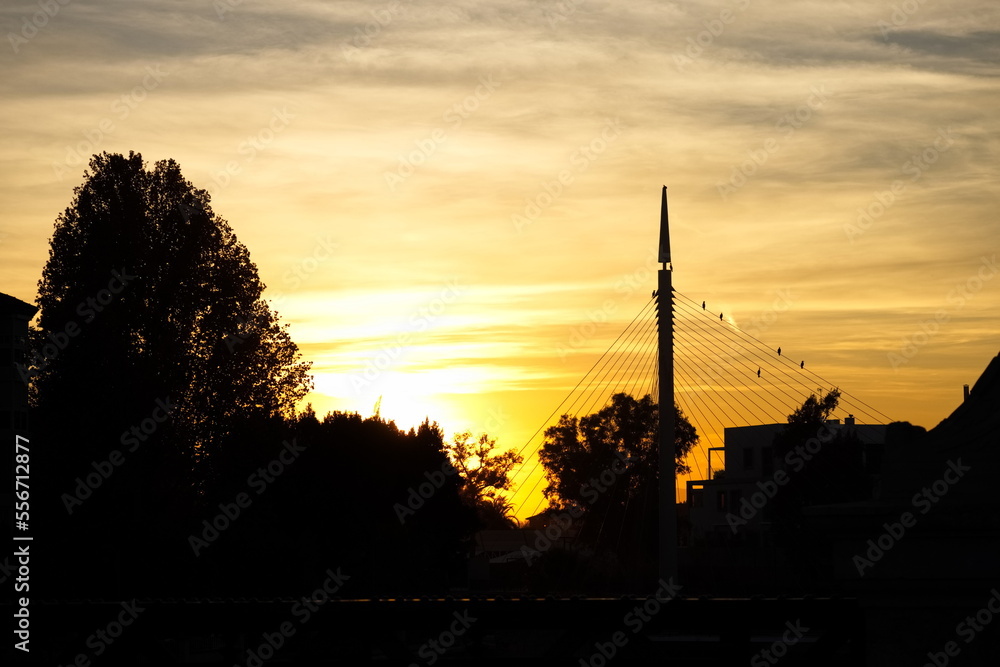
[539,393,697,512]
[445,431,523,528]
[535,393,697,587]
[34,152,312,469]
[32,152,312,595]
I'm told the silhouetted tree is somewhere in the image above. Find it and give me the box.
[537,393,696,581]
[479,494,520,529]
[34,152,312,468]
[445,431,523,529]
[228,414,479,595]
[31,152,312,596]
[539,393,696,510]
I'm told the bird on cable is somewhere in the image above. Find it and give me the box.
[702,301,706,309]
[800,361,805,369]
[719,312,724,320]
[757,368,761,378]
[777,347,782,356]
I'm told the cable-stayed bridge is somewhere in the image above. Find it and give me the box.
[507,286,892,522]
[15,188,873,665]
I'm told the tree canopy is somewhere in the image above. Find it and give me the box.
[535,393,696,579]
[536,393,698,590]
[32,152,315,596]
[539,393,697,512]
[445,431,523,528]
[33,152,313,480]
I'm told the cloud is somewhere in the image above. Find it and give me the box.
[1,0,998,476]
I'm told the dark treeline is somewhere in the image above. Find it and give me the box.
[39,407,479,598]
[30,153,478,599]
[26,152,895,602]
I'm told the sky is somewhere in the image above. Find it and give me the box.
[2,0,998,519]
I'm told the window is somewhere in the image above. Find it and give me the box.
[717,490,727,511]
[761,446,774,476]
[743,447,755,470]
[690,489,703,508]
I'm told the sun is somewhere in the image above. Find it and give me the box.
[306,368,486,435]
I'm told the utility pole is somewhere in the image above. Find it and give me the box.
[657,185,678,585]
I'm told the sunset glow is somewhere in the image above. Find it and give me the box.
[3,0,998,522]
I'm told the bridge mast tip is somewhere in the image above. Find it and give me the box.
[659,186,671,267]
[657,187,677,585]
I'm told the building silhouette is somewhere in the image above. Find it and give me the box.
[0,291,35,434]
[806,352,1000,664]
[686,419,888,546]
[1,292,36,538]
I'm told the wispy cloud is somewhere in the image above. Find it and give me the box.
[2,1,999,507]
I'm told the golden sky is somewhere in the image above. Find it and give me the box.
[2,0,998,518]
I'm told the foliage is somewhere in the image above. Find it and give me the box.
[446,431,523,528]
[192,413,479,596]
[535,393,697,579]
[33,152,312,479]
[32,152,315,596]
[538,393,697,511]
